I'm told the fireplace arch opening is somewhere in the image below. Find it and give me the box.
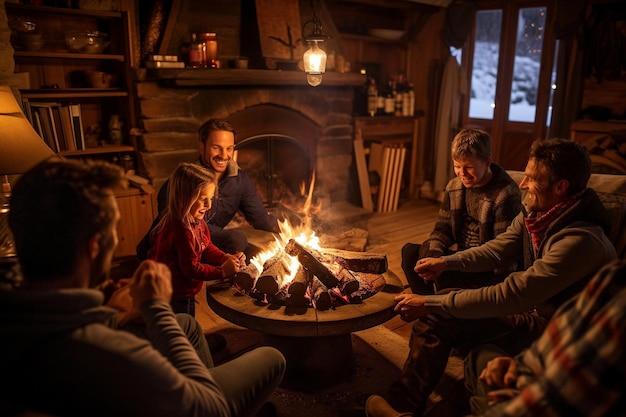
[236,134,312,209]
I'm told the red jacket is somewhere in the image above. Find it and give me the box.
[148,218,229,300]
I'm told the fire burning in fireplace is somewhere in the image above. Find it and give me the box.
[232,174,388,310]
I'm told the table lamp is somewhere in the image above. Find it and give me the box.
[0,85,55,258]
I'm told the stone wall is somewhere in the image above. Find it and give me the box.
[135,80,357,203]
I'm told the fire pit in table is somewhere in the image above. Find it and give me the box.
[233,239,390,310]
[206,237,403,389]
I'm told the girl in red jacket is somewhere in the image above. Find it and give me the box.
[148,163,244,317]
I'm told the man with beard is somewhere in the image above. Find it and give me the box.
[138,118,279,259]
[0,158,285,417]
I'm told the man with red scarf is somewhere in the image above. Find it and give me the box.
[366,138,617,417]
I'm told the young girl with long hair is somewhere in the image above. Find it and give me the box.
[148,162,244,317]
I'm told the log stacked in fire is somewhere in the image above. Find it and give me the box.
[234,239,388,310]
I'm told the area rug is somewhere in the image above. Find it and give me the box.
[210,325,408,417]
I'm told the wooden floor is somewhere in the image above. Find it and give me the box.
[195,197,441,340]
[364,198,440,338]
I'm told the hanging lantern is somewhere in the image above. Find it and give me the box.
[302,0,329,87]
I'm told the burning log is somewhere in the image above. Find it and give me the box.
[284,239,340,290]
[310,277,331,311]
[284,239,363,295]
[235,236,388,310]
[255,252,289,295]
[321,248,388,274]
[234,263,260,293]
[273,281,311,308]
[323,261,360,295]
[287,266,311,300]
[352,272,386,293]
[255,275,279,296]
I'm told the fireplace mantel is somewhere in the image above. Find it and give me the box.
[146,68,366,87]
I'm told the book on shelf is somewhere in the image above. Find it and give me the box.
[69,103,86,151]
[22,99,87,153]
[30,102,61,152]
[50,104,68,152]
[21,97,33,125]
[31,110,47,149]
[58,105,77,152]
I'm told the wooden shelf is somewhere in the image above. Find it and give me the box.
[8,1,138,157]
[5,3,123,19]
[58,145,134,157]
[7,1,151,261]
[21,89,128,99]
[14,51,126,61]
[147,68,366,87]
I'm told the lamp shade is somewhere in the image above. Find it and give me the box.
[0,86,54,175]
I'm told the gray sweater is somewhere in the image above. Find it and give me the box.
[0,288,229,417]
[426,188,617,321]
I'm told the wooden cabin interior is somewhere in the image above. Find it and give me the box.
[0,0,625,415]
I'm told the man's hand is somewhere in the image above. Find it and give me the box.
[128,260,173,308]
[394,293,429,321]
[415,257,447,282]
[104,278,142,325]
[479,356,518,388]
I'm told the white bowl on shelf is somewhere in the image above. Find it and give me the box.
[368,28,406,41]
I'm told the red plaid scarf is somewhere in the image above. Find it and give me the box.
[524,191,584,250]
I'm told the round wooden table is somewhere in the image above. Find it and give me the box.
[206,270,403,388]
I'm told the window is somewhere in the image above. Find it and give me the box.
[508,7,547,122]
[462,1,555,170]
[469,7,547,122]
[469,9,502,120]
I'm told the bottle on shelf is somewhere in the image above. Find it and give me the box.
[394,74,405,116]
[384,80,395,116]
[407,83,415,117]
[376,92,385,116]
[200,32,218,69]
[402,79,412,117]
[367,77,378,117]
[188,33,204,69]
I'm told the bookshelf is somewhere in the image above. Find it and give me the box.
[7,1,139,168]
[7,1,154,259]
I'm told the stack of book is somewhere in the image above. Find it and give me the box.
[22,99,85,153]
[145,54,185,69]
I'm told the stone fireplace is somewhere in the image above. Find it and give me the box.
[135,70,365,206]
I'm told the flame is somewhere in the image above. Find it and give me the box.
[249,170,321,286]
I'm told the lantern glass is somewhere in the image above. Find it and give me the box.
[303,41,326,86]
